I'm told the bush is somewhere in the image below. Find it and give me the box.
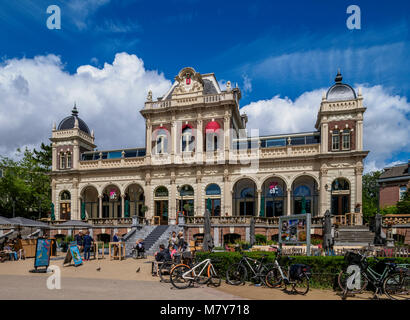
[255,234,267,244]
[196,251,410,289]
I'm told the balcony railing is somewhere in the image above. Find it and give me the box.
[382,214,410,226]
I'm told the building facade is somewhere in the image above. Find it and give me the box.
[379,161,410,208]
[49,68,368,241]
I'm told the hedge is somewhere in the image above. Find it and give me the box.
[195,251,410,289]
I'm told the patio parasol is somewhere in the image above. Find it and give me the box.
[250,216,255,246]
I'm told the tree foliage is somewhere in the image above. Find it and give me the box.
[397,191,410,214]
[0,143,52,218]
[362,170,381,223]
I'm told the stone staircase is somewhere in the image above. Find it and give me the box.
[334,225,375,246]
[123,225,183,256]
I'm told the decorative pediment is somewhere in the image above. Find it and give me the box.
[173,67,204,96]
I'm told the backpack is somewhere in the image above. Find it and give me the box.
[289,264,311,280]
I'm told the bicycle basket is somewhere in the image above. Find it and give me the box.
[289,264,311,280]
[344,251,362,265]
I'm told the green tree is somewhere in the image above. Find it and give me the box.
[362,170,381,223]
[0,143,52,219]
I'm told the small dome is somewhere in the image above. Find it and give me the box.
[57,105,91,134]
[326,70,357,102]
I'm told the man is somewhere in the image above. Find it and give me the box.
[112,232,120,257]
[154,244,171,262]
[75,231,83,252]
[83,231,94,261]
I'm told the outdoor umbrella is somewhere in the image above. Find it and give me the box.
[53,220,94,240]
[249,216,255,247]
[0,216,15,229]
[323,210,332,251]
[9,217,50,229]
[202,198,214,252]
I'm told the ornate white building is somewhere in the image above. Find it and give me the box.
[49,68,368,240]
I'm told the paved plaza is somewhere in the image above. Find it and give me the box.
[0,255,374,300]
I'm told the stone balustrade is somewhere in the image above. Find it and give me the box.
[382,214,410,226]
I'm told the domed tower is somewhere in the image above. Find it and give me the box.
[50,104,96,172]
[315,69,365,154]
[315,70,368,220]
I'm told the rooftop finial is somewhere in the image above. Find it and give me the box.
[335,69,343,83]
[72,102,79,116]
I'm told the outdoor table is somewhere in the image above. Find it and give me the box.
[109,242,125,260]
[93,241,105,260]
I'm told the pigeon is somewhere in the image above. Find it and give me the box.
[96,267,101,271]
[136,267,140,273]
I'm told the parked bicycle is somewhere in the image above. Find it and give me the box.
[338,251,410,300]
[170,257,222,289]
[226,252,275,286]
[264,246,311,295]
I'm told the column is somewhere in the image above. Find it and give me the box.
[319,168,328,216]
[78,197,82,220]
[98,195,103,218]
[321,123,328,153]
[355,166,363,225]
[171,120,176,163]
[196,119,203,163]
[73,143,80,169]
[224,115,230,160]
[145,121,152,165]
[356,120,363,151]
[170,180,177,225]
[223,174,232,216]
[287,188,291,215]
[196,180,202,216]
[121,194,125,218]
[257,189,261,217]
[52,145,57,171]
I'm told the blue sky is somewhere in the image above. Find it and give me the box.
[0,0,409,171]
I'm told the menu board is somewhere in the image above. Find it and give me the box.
[279,214,311,253]
[34,238,51,268]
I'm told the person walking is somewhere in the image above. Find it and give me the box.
[75,231,83,252]
[112,232,120,257]
[176,231,186,252]
[83,231,94,261]
[169,231,178,250]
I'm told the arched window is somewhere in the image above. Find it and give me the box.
[205,184,221,196]
[205,184,221,216]
[66,152,72,168]
[331,178,351,215]
[60,152,66,169]
[60,191,71,200]
[60,191,71,220]
[155,128,168,154]
[181,126,194,152]
[232,178,256,216]
[155,186,169,197]
[205,120,221,152]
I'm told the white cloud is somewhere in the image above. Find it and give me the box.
[242,85,410,173]
[0,53,171,157]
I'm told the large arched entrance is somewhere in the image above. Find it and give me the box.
[124,184,145,218]
[154,186,169,225]
[262,177,287,217]
[178,185,195,217]
[233,178,257,216]
[291,176,318,216]
[102,185,121,218]
[60,191,71,220]
[81,186,99,219]
[331,178,350,215]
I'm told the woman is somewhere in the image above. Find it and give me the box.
[169,232,177,250]
[176,232,186,252]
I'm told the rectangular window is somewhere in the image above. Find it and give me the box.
[342,130,350,150]
[399,186,407,200]
[332,133,340,150]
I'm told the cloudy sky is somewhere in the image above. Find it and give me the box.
[0,0,409,172]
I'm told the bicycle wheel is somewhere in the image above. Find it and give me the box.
[383,272,410,300]
[226,263,247,285]
[291,273,310,295]
[208,264,222,287]
[337,268,368,293]
[159,261,174,283]
[170,264,192,289]
[265,267,283,288]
